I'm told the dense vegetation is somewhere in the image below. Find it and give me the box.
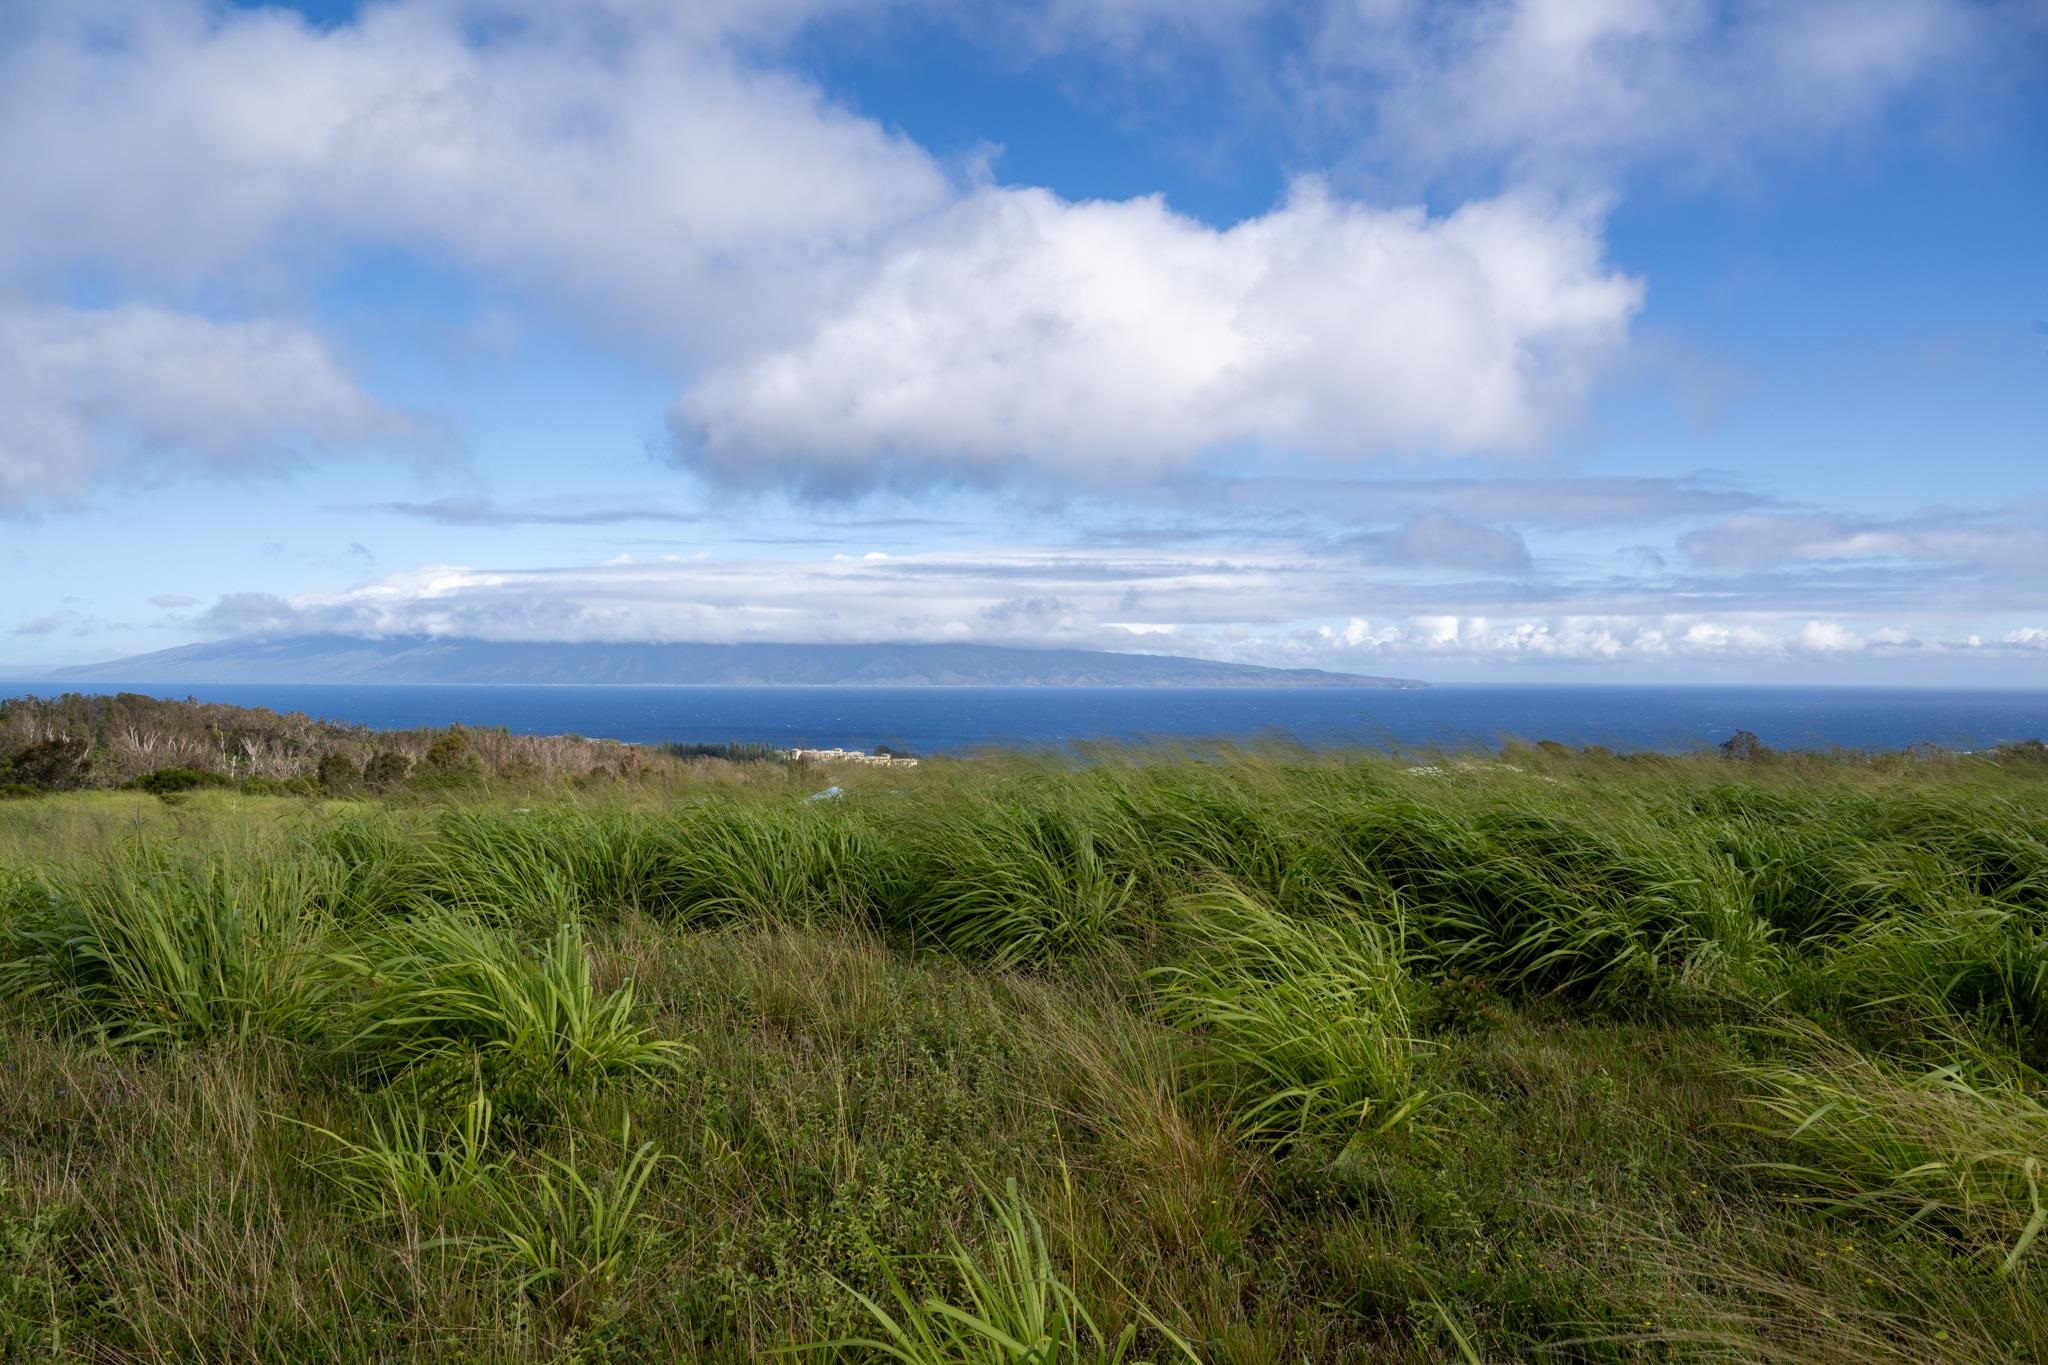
[1,714,2045,1361]
[0,692,683,794]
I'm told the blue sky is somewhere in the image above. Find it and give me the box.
[2,0,2044,681]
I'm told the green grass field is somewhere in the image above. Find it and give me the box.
[2,744,2045,1361]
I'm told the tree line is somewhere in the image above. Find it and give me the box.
[0,692,701,796]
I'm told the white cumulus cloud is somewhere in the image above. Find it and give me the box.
[0,0,1652,504]
[0,304,420,513]
[0,0,950,352]
[674,182,1640,489]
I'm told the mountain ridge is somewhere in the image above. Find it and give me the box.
[46,635,1427,689]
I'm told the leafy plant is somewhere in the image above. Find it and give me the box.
[806,1179,1199,1365]
[299,1089,501,1225]
[467,1129,664,1329]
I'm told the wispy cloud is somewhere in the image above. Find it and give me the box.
[1304,0,2002,184]
[1344,511,1533,574]
[13,608,107,637]
[349,497,706,528]
[1164,473,1770,528]
[1681,504,2048,572]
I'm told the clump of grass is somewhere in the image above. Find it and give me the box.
[301,1090,665,1333]
[1336,793,1747,1005]
[645,803,881,925]
[336,917,686,1089]
[810,1178,1199,1365]
[323,802,884,930]
[468,1129,664,1330]
[902,799,1139,969]
[408,807,592,925]
[0,845,336,1045]
[1105,758,1304,902]
[300,1089,501,1225]
[1149,885,1428,1145]
[1741,1028,2048,1275]
[1812,900,2048,1065]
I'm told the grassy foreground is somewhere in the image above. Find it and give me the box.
[2,743,2045,1362]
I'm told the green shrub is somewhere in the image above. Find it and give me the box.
[131,766,233,796]
[0,735,89,790]
[415,728,485,787]
[316,752,362,793]
[363,750,412,789]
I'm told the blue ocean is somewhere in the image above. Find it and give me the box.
[5,682,2044,755]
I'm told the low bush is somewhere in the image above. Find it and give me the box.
[131,766,234,796]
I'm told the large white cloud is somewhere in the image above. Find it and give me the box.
[674,183,1641,488]
[0,304,419,512]
[0,0,1653,507]
[0,0,950,352]
[0,0,2019,529]
[0,0,960,515]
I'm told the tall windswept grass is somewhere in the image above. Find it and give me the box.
[1815,900,2048,1064]
[409,807,594,924]
[336,917,684,1087]
[646,803,881,925]
[316,802,885,929]
[1104,758,1305,901]
[901,799,1140,968]
[5,740,2048,1360]
[1332,793,1743,1003]
[1741,1028,2048,1275]
[1149,886,1426,1144]
[0,845,336,1045]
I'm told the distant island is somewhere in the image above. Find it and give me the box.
[48,635,1428,689]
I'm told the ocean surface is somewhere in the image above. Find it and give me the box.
[5,682,2045,755]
